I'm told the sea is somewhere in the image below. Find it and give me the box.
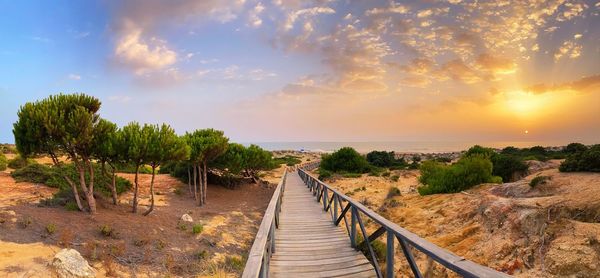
[248,141,581,154]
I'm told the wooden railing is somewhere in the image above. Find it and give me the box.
[242,169,287,278]
[297,166,511,278]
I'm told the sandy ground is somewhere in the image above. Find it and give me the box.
[0,164,276,277]
[311,160,600,277]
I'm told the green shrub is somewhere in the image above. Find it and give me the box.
[390,175,400,182]
[99,225,113,237]
[564,143,587,154]
[318,169,333,180]
[560,145,600,172]
[530,175,551,188]
[320,147,370,174]
[7,155,36,169]
[64,201,79,211]
[368,167,385,176]
[0,153,8,171]
[386,187,401,198]
[12,163,131,198]
[418,155,500,195]
[177,221,188,231]
[491,154,528,182]
[11,163,55,183]
[366,151,406,168]
[272,155,302,166]
[192,224,204,234]
[224,256,244,272]
[46,223,57,234]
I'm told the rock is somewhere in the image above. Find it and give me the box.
[51,249,96,278]
[181,214,193,222]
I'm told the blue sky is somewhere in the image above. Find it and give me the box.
[1,0,599,144]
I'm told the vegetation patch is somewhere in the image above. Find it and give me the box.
[386,186,401,198]
[272,155,302,166]
[192,223,204,234]
[0,153,7,171]
[418,154,501,195]
[559,144,600,172]
[7,155,37,169]
[529,175,551,188]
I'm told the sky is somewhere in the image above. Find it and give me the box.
[0,0,599,144]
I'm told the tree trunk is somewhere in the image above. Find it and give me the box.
[87,160,97,214]
[64,175,85,211]
[198,164,203,206]
[143,165,156,216]
[187,164,192,195]
[75,160,96,214]
[193,163,198,201]
[110,167,118,205]
[132,164,140,213]
[202,161,208,205]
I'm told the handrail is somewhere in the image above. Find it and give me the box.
[242,169,287,278]
[297,166,511,278]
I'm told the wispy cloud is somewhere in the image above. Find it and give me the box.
[67,73,81,80]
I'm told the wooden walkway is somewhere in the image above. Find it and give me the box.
[269,171,376,277]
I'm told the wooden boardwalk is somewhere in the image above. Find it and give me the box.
[269,171,376,277]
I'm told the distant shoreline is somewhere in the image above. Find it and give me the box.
[251,141,595,154]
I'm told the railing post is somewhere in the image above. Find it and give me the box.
[386,229,395,278]
[270,220,276,254]
[323,187,328,210]
[333,194,338,223]
[351,206,357,248]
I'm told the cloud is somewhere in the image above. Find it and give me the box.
[196,65,277,81]
[475,53,517,76]
[524,75,600,95]
[283,6,335,31]
[554,40,582,61]
[114,21,177,75]
[365,3,409,16]
[68,74,81,80]
[248,2,266,27]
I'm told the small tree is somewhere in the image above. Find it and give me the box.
[320,147,370,173]
[121,122,153,213]
[186,129,229,206]
[243,144,274,183]
[143,124,189,216]
[13,93,108,214]
[93,120,130,205]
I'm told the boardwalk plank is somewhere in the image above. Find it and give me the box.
[269,171,375,278]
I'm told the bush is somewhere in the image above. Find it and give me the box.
[382,171,390,177]
[366,151,396,167]
[560,145,600,172]
[356,233,386,263]
[13,163,132,201]
[0,153,8,171]
[11,163,55,183]
[418,155,501,195]
[192,224,203,234]
[46,223,57,234]
[320,147,370,174]
[318,169,333,180]
[386,187,401,198]
[465,146,528,183]
[491,154,528,182]
[564,143,587,154]
[390,175,399,182]
[64,201,79,211]
[116,162,153,174]
[99,225,113,237]
[272,155,302,166]
[7,155,36,169]
[530,176,551,188]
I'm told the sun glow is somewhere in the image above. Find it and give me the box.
[503,90,551,117]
